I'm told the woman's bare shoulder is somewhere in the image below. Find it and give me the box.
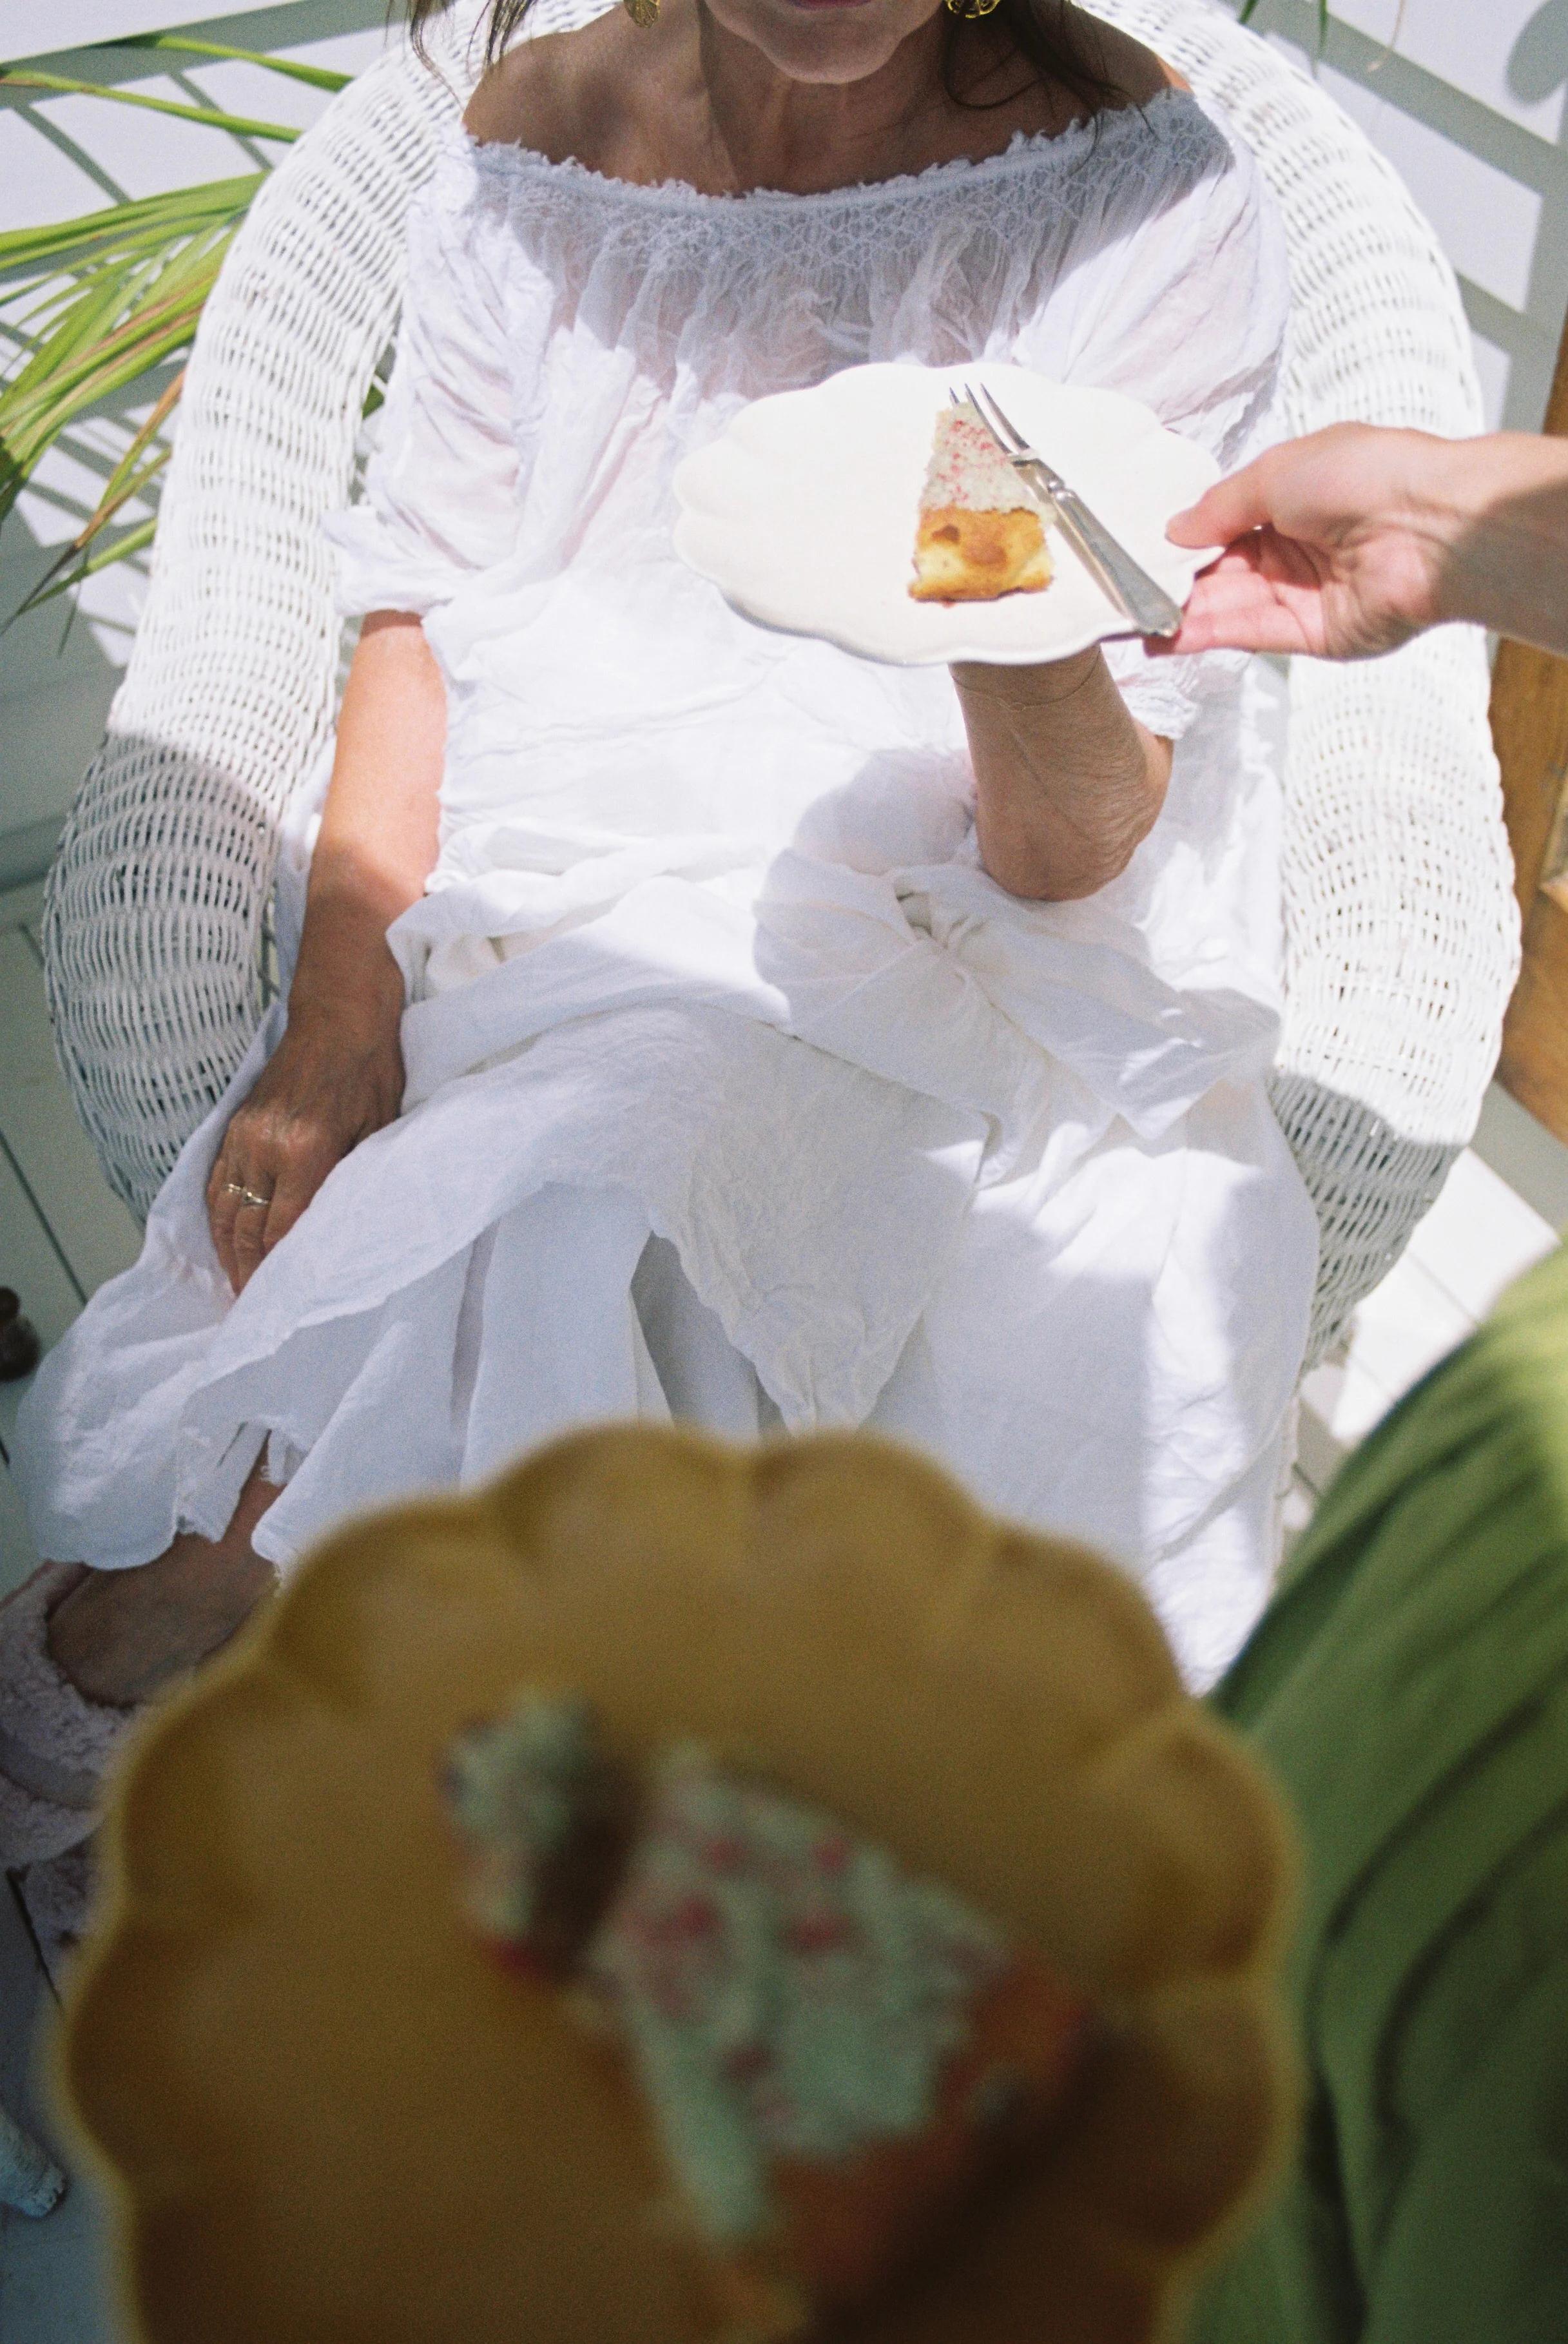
[462,14,629,159]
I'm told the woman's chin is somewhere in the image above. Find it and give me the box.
[704,0,936,87]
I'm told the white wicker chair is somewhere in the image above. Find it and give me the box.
[42,0,1518,1367]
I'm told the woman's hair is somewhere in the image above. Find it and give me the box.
[403,0,1120,117]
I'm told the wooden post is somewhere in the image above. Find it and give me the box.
[1494,313,1568,1143]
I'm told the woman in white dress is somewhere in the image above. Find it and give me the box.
[6,0,1317,1861]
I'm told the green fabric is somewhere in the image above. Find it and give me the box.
[1192,1242,1568,2344]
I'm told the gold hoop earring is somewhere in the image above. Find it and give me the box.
[623,0,659,23]
[944,0,1003,16]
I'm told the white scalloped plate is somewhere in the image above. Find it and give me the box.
[672,362,1221,668]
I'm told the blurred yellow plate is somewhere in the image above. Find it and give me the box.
[62,1428,1297,2344]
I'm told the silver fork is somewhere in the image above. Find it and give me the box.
[954,383,1183,639]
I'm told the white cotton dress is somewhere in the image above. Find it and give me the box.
[17,86,1319,1687]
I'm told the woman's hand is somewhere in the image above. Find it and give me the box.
[1156,423,1568,663]
[953,646,1172,900]
[204,608,447,1295]
[206,1001,405,1293]
[1155,425,1455,661]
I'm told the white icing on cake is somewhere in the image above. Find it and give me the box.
[918,403,1034,516]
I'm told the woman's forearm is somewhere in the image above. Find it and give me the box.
[953,649,1172,900]
[205,612,446,1292]
[1430,432,1568,653]
[290,610,446,1032]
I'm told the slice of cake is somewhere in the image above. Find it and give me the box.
[445,1692,1094,2343]
[909,398,1053,605]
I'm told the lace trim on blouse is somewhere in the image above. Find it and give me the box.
[458,83,1210,212]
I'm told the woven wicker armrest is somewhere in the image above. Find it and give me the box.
[42,34,462,1214]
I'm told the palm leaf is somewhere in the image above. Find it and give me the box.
[0,177,249,536]
[0,201,238,493]
[1236,0,1331,39]
[84,369,182,528]
[12,510,159,625]
[0,68,302,145]
[110,33,352,94]
[7,445,169,623]
[1,32,363,617]
[0,176,262,276]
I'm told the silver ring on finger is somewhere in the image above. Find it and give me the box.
[222,1181,273,1212]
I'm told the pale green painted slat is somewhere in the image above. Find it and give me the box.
[0,933,141,1302]
[0,1456,40,1598]
[0,0,319,67]
[0,882,45,941]
[0,1145,81,1460]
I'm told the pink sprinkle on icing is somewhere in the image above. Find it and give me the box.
[919,402,1033,516]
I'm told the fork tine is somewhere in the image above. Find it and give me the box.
[972,382,1027,454]
[961,381,1019,454]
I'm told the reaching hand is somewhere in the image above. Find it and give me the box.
[206,1010,404,1293]
[1152,424,1456,661]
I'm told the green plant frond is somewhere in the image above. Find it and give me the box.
[13,226,179,325]
[6,253,148,363]
[16,431,171,597]
[0,68,302,144]
[1,195,251,397]
[1234,0,1331,41]
[0,176,262,277]
[0,32,362,614]
[110,32,353,94]
[8,509,158,625]
[88,429,174,536]
[5,237,223,400]
[0,182,257,527]
[6,309,189,441]
[59,439,173,568]
[6,214,237,328]
[2,283,212,463]
[0,229,231,524]
[78,509,156,572]
[2,300,161,450]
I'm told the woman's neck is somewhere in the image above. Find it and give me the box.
[463,0,1120,198]
[692,1,956,196]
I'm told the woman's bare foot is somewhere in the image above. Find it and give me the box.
[46,1465,278,1709]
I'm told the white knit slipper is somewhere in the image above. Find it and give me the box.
[0,2095,66,2218]
[15,1843,98,1990]
[0,1565,134,1866]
